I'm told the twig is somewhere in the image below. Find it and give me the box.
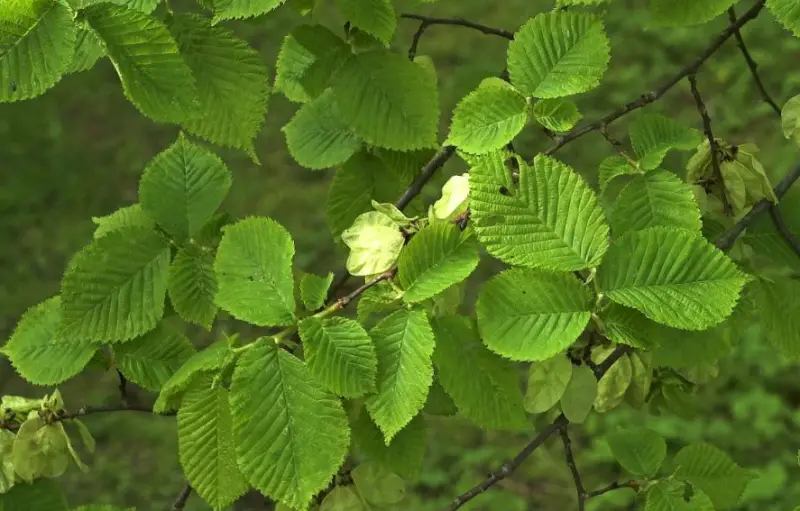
[1,403,169,431]
[586,480,639,498]
[688,73,731,216]
[171,484,192,510]
[727,7,782,116]
[116,369,129,403]
[716,161,800,250]
[401,14,514,40]
[770,205,800,256]
[407,20,431,60]
[544,0,767,156]
[331,270,396,311]
[559,426,587,511]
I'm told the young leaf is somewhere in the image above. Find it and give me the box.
[212,0,286,22]
[300,272,334,311]
[12,416,69,482]
[432,174,469,221]
[532,98,582,132]
[298,316,378,398]
[507,11,610,98]
[476,268,593,361]
[525,355,573,414]
[593,346,632,413]
[397,223,479,303]
[607,428,666,477]
[1,297,95,385]
[320,486,365,511]
[598,155,641,195]
[230,340,349,510]
[470,154,609,271]
[326,151,407,239]
[91,204,155,239]
[342,212,405,276]
[0,479,68,511]
[351,462,406,506]
[432,315,528,430]
[170,14,270,159]
[336,0,397,45]
[645,479,714,511]
[115,322,196,392]
[366,309,435,444]
[60,228,171,342]
[597,227,749,330]
[83,4,198,123]
[154,340,234,413]
[274,24,350,103]
[351,413,427,481]
[647,0,737,27]
[139,134,232,243]
[768,0,800,38]
[0,430,13,493]
[445,78,529,154]
[168,245,218,330]
[214,217,296,326]
[625,352,653,409]
[673,443,753,509]
[560,364,596,424]
[610,170,702,236]
[332,50,439,150]
[178,377,248,510]
[629,114,702,170]
[0,0,76,102]
[283,89,362,170]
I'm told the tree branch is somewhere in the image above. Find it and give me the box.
[586,480,639,499]
[1,403,169,431]
[171,484,193,510]
[688,72,731,216]
[544,0,767,156]
[727,7,782,116]
[770,205,800,256]
[401,14,514,41]
[559,425,587,511]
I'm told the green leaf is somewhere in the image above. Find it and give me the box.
[560,364,596,424]
[214,217,296,326]
[326,151,408,239]
[783,95,800,146]
[139,134,232,242]
[298,316,378,398]
[115,322,196,392]
[154,340,234,413]
[12,416,69,482]
[597,227,749,330]
[274,24,350,104]
[91,204,155,239]
[629,114,702,170]
[592,352,633,413]
[507,11,610,98]
[610,170,702,236]
[645,480,714,511]
[168,245,218,330]
[673,443,753,509]
[525,355,573,414]
[342,212,405,276]
[2,297,95,385]
[351,413,427,480]
[599,304,661,350]
[366,309,435,444]
[397,223,479,303]
[336,0,396,45]
[432,174,469,221]
[300,272,334,311]
[283,88,362,170]
[470,154,609,271]
[0,430,15,493]
[332,50,439,150]
[445,78,528,153]
[432,315,528,430]
[532,98,582,132]
[351,462,406,506]
[83,3,198,123]
[356,282,402,325]
[0,0,76,102]
[423,378,457,416]
[170,14,269,159]
[230,340,349,510]
[320,486,365,511]
[598,155,641,195]
[476,268,593,361]
[68,25,105,74]
[0,479,67,511]
[60,228,171,342]
[652,324,731,369]
[754,278,800,359]
[648,0,737,27]
[606,428,666,477]
[178,377,248,510]
[768,0,800,37]
[625,351,653,409]
[211,0,286,22]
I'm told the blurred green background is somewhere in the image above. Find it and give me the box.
[2,0,800,509]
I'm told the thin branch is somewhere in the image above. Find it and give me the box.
[716,161,800,250]
[770,205,800,256]
[727,7,782,116]
[331,270,396,311]
[116,369,129,403]
[171,484,193,510]
[559,426,586,511]
[1,403,168,431]
[408,20,431,60]
[544,0,767,156]
[400,14,514,40]
[688,73,731,216]
[586,480,639,499]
